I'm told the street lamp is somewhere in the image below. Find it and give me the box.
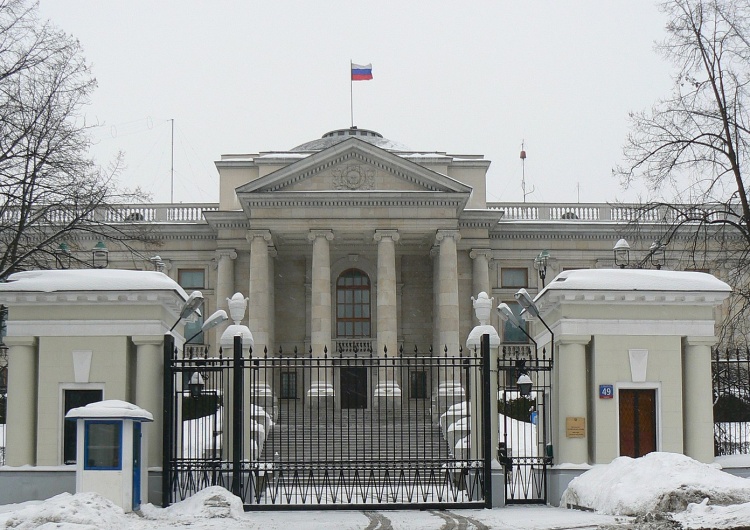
[514,288,554,363]
[184,309,228,344]
[648,241,666,270]
[534,249,550,288]
[150,255,166,272]
[169,291,204,332]
[613,239,630,269]
[55,242,71,270]
[613,238,666,269]
[91,241,109,269]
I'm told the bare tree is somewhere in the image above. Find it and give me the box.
[616,0,750,345]
[0,0,146,279]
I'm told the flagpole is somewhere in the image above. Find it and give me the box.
[350,59,354,127]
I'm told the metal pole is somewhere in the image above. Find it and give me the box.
[482,333,492,508]
[350,60,354,128]
[162,332,175,508]
[169,118,174,204]
[232,334,243,498]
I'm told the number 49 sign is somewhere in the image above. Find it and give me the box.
[599,385,614,399]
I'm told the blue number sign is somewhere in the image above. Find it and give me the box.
[599,384,614,399]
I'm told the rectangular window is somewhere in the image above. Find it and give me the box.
[410,371,428,399]
[280,372,297,399]
[501,268,528,288]
[64,389,103,464]
[502,301,528,344]
[84,421,122,470]
[178,269,205,289]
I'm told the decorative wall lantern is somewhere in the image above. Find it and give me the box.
[91,241,109,269]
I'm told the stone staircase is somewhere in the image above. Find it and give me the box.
[259,404,451,465]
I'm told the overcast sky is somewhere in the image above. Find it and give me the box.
[36,1,673,205]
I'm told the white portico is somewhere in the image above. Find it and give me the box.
[204,127,498,406]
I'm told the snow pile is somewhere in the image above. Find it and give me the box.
[143,486,244,520]
[561,452,750,516]
[0,492,124,529]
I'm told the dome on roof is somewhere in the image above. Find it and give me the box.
[291,127,410,152]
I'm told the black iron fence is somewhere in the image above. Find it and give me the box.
[163,339,490,510]
[0,343,6,467]
[497,345,553,504]
[713,347,750,455]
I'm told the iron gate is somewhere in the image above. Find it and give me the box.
[163,337,491,510]
[497,345,553,504]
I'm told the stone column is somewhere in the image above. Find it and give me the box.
[430,245,440,351]
[682,336,716,462]
[4,336,37,466]
[374,230,401,412]
[374,230,399,356]
[247,230,272,356]
[307,230,334,405]
[268,246,277,355]
[132,335,164,467]
[470,249,492,300]
[214,249,237,351]
[436,230,461,353]
[555,335,591,465]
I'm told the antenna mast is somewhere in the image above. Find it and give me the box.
[520,140,534,202]
[169,118,174,204]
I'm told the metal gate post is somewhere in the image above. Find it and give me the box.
[482,333,492,508]
[232,334,243,498]
[162,332,175,508]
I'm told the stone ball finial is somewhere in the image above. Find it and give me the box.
[471,291,494,326]
[227,292,249,324]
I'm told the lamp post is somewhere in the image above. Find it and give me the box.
[91,241,109,269]
[514,288,554,363]
[613,238,666,269]
[613,239,630,269]
[648,241,665,270]
[534,249,550,288]
[55,242,71,270]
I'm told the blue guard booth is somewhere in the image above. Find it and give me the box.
[65,400,153,512]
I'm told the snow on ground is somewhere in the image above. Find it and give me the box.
[3,453,750,528]
[561,452,750,523]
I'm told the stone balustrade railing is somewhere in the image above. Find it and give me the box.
[2,202,737,226]
[487,202,738,223]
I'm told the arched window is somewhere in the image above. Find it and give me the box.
[336,269,371,337]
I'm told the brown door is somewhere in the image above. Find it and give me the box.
[619,389,657,457]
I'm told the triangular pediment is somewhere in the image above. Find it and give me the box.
[236,138,472,195]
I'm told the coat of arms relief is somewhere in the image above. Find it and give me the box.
[332,164,375,190]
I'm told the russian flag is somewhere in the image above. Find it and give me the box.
[351,63,373,81]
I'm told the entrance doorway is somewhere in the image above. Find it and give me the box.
[340,366,368,409]
[63,389,103,464]
[619,388,657,457]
